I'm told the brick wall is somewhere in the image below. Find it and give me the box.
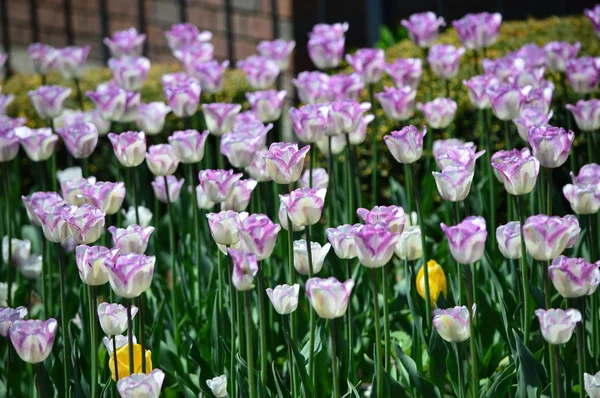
[3,0,293,71]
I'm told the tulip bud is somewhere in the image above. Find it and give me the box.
[544,41,581,73]
[247,90,287,123]
[357,205,406,234]
[433,166,474,202]
[52,45,90,79]
[299,168,329,189]
[117,369,165,398]
[352,223,399,268]
[462,74,500,109]
[22,192,65,227]
[433,304,475,343]
[103,27,146,58]
[122,206,153,228]
[566,99,600,132]
[36,204,72,243]
[513,107,553,141]
[346,48,385,84]
[109,225,154,254]
[549,256,600,298]
[106,253,155,298]
[162,72,201,117]
[496,222,522,260]
[535,308,581,345]
[307,24,347,70]
[453,12,502,50]
[292,71,330,104]
[566,57,599,94]
[417,98,458,129]
[238,214,281,261]
[488,84,530,121]
[0,128,20,162]
[206,375,228,398]
[289,104,329,144]
[168,129,209,164]
[80,181,126,215]
[108,131,147,168]
[97,302,137,336]
[293,239,331,275]
[146,144,180,176]
[0,306,28,337]
[306,277,354,319]
[264,142,310,185]
[395,226,422,261]
[2,237,31,267]
[238,55,280,89]
[245,149,272,182]
[329,73,365,101]
[416,259,448,304]
[195,184,216,210]
[202,103,242,136]
[9,318,58,363]
[108,56,150,91]
[28,85,72,119]
[266,284,300,315]
[222,179,257,212]
[229,248,259,291]
[563,183,600,215]
[441,216,487,264]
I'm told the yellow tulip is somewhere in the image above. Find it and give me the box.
[109,343,153,381]
[416,260,447,305]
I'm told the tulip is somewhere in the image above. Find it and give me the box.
[22,192,65,227]
[58,108,111,136]
[9,318,58,363]
[86,81,127,122]
[306,277,354,319]
[326,224,360,260]
[535,308,581,345]
[572,163,600,185]
[36,204,72,242]
[433,305,475,343]
[0,128,19,162]
[55,121,99,159]
[257,39,296,70]
[109,343,152,381]
[563,182,600,215]
[52,46,89,79]
[108,56,151,91]
[528,125,574,168]
[247,90,287,123]
[417,98,457,129]
[416,259,447,304]
[186,60,228,94]
[491,148,540,195]
[293,239,330,275]
[106,253,155,298]
[401,11,445,47]
[586,4,600,36]
[462,74,500,109]
[117,368,165,398]
[109,225,154,255]
[162,73,201,117]
[28,85,72,119]
[544,41,581,73]
[349,114,374,145]
[107,131,147,168]
[375,86,417,121]
[235,111,262,129]
[0,115,24,131]
[75,244,119,285]
[346,48,385,84]
[206,211,247,246]
[0,306,28,337]
[78,181,126,215]
[61,204,106,244]
[151,175,184,204]
[435,139,476,160]
[98,302,137,337]
[16,254,42,280]
[352,223,399,268]
[278,201,304,232]
[2,237,31,267]
[436,146,485,173]
[198,169,243,203]
[356,205,406,234]
[289,104,329,143]
[264,142,310,184]
[513,107,554,141]
[487,84,530,121]
[329,100,371,135]
[433,166,474,202]
[395,226,422,261]
[219,178,255,212]
[238,214,281,260]
[428,44,466,80]
[441,216,487,264]
[220,128,269,168]
[266,284,300,315]
[206,375,228,398]
[0,93,14,115]
[453,12,502,49]
[292,71,330,104]
[549,256,600,299]
[195,184,216,210]
[385,58,422,90]
[167,129,209,164]
[228,248,259,291]
[165,23,211,52]
[496,222,522,260]
[202,103,242,136]
[14,127,58,162]
[245,149,271,182]
[238,55,280,90]
[566,99,600,132]
[103,27,146,58]
[566,57,600,94]
[280,187,327,228]
[145,144,180,176]
[585,371,600,397]
[299,168,329,189]
[307,26,346,70]
[315,131,345,155]
[523,214,580,261]
[135,102,170,135]
[122,206,153,228]
[329,73,365,101]
[28,43,58,75]
[60,175,96,206]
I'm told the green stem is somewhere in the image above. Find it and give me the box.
[546,168,552,216]
[3,163,13,308]
[457,344,465,398]
[216,135,224,169]
[330,319,340,398]
[126,299,134,373]
[129,167,140,225]
[588,131,594,166]
[163,176,180,347]
[351,145,363,210]
[137,295,147,373]
[544,262,560,398]
[516,195,531,346]
[572,298,585,398]
[465,263,478,398]
[346,259,354,382]
[88,286,98,397]
[370,268,383,398]
[503,120,512,150]
[187,163,202,312]
[112,336,120,384]
[74,78,85,110]
[481,109,496,254]
[304,227,316,381]
[452,202,462,305]
[35,363,44,398]
[369,85,378,206]
[57,244,70,392]
[257,270,268,388]
[328,136,336,225]
[286,213,299,397]
[588,215,599,364]
[382,265,391,371]
[227,252,237,398]
[345,134,354,224]
[285,315,296,396]
[310,144,316,188]
[245,291,256,398]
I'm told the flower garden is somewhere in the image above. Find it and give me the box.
[2,5,600,398]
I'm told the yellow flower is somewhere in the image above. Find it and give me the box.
[109,343,153,381]
[416,260,447,305]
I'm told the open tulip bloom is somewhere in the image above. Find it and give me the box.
[441,216,487,265]
[433,304,475,343]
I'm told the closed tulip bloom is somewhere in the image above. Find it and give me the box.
[289,104,329,144]
[585,371,600,398]
[488,84,530,121]
[329,100,371,135]
[109,225,154,254]
[306,277,354,319]
[162,73,201,117]
[79,181,126,215]
[52,45,89,79]
[264,142,310,184]
[571,163,600,185]
[441,216,487,264]
[549,256,600,298]
[428,44,466,80]
[117,369,164,398]
[266,284,300,315]
[135,102,170,135]
[566,99,600,132]
[385,58,422,89]
[535,308,581,345]
[346,48,385,84]
[151,175,184,204]
[328,73,365,101]
[107,131,146,168]
[9,318,58,363]
[207,211,247,246]
[528,125,574,168]
[206,375,228,398]
[401,12,445,48]
[229,248,259,291]
[0,93,14,115]
[292,71,330,104]
[22,192,65,227]
[202,103,242,136]
[57,166,82,183]
[195,184,216,210]
[523,214,579,261]
[563,182,600,215]
[433,305,474,343]
[416,259,447,304]
[0,128,19,162]
[238,55,280,90]
[108,56,151,91]
[376,86,417,121]
[199,169,243,203]
[0,306,28,337]
[238,213,281,260]
[257,39,296,70]
[544,41,581,73]
[17,254,42,280]
[349,113,374,145]
[513,107,554,141]
[453,12,502,49]
[433,166,474,202]
[13,127,57,162]
[299,168,329,189]
[2,237,31,267]
[280,187,326,228]
[103,27,146,58]
[496,222,522,260]
[247,90,287,123]
[106,253,155,298]
[75,244,119,285]
[222,178,257,212]
[28,43,58,75]
[62,204,106,244]
[56,122,99,159]
[165,23,211,52]
[167,129,209,164]
[61,176,96,206]
[586,5,600,36]
[187,60,228,94]
[175,44,215,72]
[417,98,457,129]
[436,146,485,173]
[36,204,72,242]
[87,81,127,122]
[308,29,346,70]
[566,57,600,94]
[463,74,500,109]
[278,201,305,232]
[245,150,271,182]
[356,205,406,234]
[395,226,422,261]
[146,144,179,176]
[491,148,540,195]
[293,239,331,275]
[352,223,399,268]
[29,85,72,119]
[326,224,360,260]
[109,343,152,381]
[220,128,269,169]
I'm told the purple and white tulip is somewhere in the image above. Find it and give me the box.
[280,187,326,228]
[535,308,581,345]
[566,99,600,132]
[299,168,329,189]
[487,84,531,121]
[238,213,281,261]
[109,225,155,254]
[14,127,58,162]
[528,125,574,169]
[146,144,180,176]
[441,216,487,264]
[168,129,209,164]
[108,56,151,91]
[136,102,171,135]
[202,103,242,136]
[36,204,72,242]
[61,204,106,244]
[491,148,540,195]
[433,166,475,202]
[326,224,360,260]
[549,256,600,298]
[513,107,553,141]
[198,169,243,203]
[222,178,257,212]
[117,369,165,398]
[328,73,365,101]
[229,248,259,291]
[28,43,58,75]
[22,192,65,227]
[245,149,272,182]
[523,214,580,261]
[238,55,280,90]
[395,226,422,261]
[307,23,347,70]
[293,240,330,275]
[544,41,581,73]
[496,222,522,260]
[563,181,600,215]
[375,86,417,121]
[108,131,147,168]
[289,104,329,144]
[164,23,211,52]
[56,122,98,159]
[453,12,502,49]
[162,72,201,117]
[9,318,58,363]
[263,142,310,185]
[463,74,500,109]
[97,302,137,336]
[29,85,72,119]
[566,57,600,94]
[106,253,155,298]
[356,205,406,234]
[266,284,300,315]
[206,210,247,246]
[103,28,147,58]
[417,98,457,129]
[428,44,466,80]
[75,245,119,285]
[292,71,330,104]
[433,305,474,343]
[86,81,128,122]
[352,223,399,268]
[257,39,296,70]
[306,277,354,319]
[401,12,446,48]
[247,90,287,123]
[346,48,386,84]
[79,181,126,215]
[52,46,90,79]
[385,58,422,90]
[0,306,28,337]
[151,175,184,204]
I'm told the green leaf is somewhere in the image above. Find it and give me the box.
[513,330,541,398]
[394,344,441,398]
[284,329,315,397]
[343,380,362,398]
[272,362,292,398]
[176,373,198,398]
[428,330,448,392]
[485,362,516,398]
[35,362,55,398]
